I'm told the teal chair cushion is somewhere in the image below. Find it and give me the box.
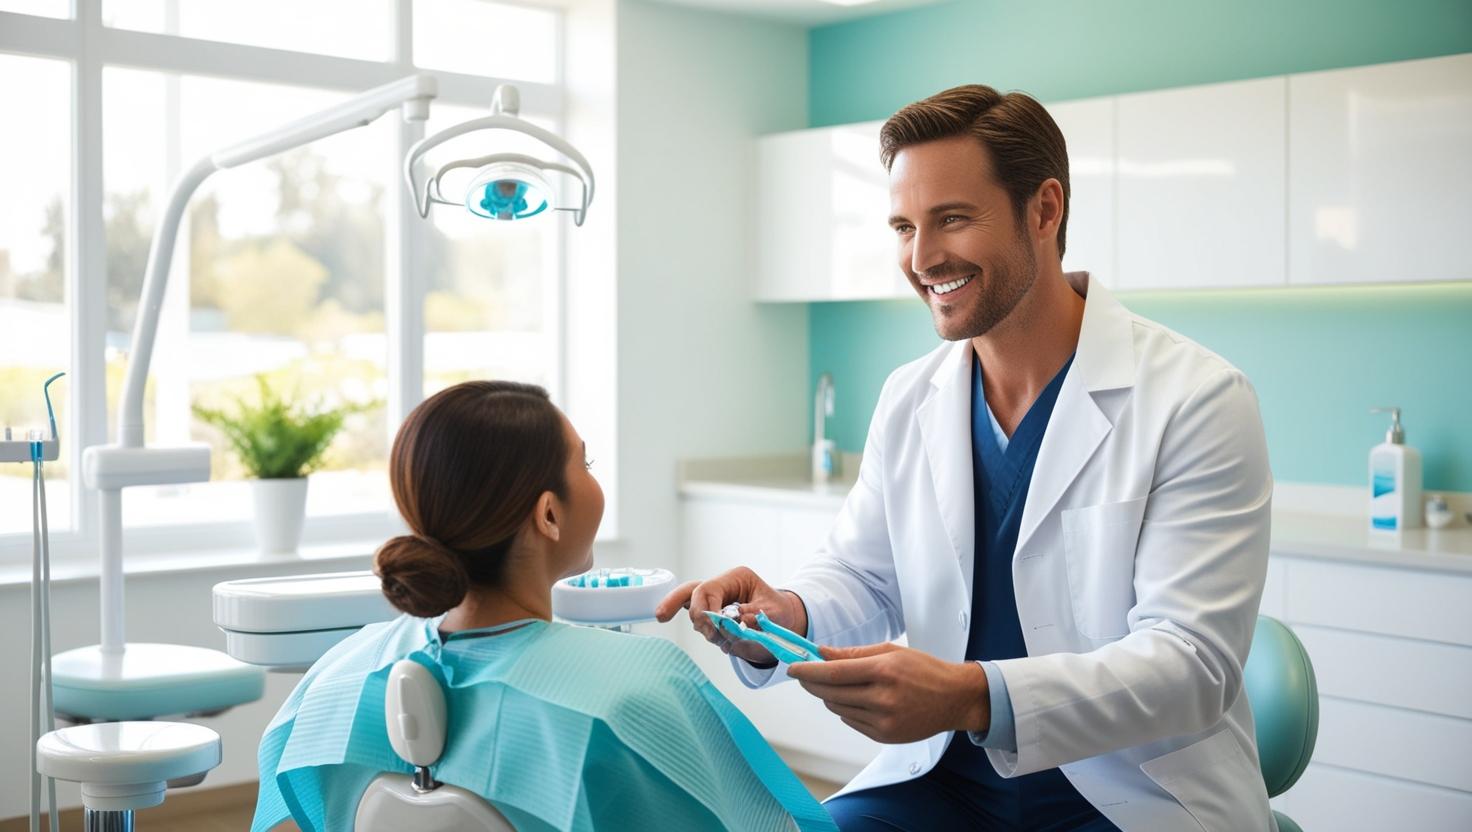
[1244,615,1319,798]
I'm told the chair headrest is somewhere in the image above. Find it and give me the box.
[385,659,448,768]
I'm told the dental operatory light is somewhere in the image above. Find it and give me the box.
[406,84,596,225]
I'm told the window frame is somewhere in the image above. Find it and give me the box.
[0,0,570,563]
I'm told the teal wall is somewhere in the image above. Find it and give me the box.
[806,0,1472,491]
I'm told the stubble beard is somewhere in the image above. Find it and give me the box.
[931,237,1038,342]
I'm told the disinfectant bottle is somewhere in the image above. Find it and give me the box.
[1369,407,1422,532]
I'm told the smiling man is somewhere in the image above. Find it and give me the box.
[659,85,1276,831]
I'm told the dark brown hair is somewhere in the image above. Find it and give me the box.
[374,380,570,618]
[879,84,1071,257]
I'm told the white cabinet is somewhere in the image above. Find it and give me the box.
[1264,554,1472,830]
[1050,97,1116,289]
[755,121,908,302]
[1288,53,1472,285]
[755,56,1472,300]
[1116,77,1287,290]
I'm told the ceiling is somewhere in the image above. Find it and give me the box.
[646,0,950,27]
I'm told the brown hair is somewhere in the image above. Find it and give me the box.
[374,380,570,618]
[879,84,1071,258]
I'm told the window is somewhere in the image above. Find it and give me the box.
[0,2,567,558]
[103,69,395,525]
[0,53,71,535]
[413,0,559,83]
[102,0,395,62]
[0,1,65,18]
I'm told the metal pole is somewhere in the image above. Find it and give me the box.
[84,809,134,832]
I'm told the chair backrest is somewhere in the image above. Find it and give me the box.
[1243,615,1319,797]
[356,775,516,831]
[355,660,516,832]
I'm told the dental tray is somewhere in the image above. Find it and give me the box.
[213,571,397,670]
[552,567,676,626]
[213,571,395,633]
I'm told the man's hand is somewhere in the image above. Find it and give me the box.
[655,567,808,667]
[787,643,990,744]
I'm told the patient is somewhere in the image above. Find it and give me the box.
[251,381,834,832]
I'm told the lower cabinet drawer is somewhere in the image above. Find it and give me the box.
[1293,624,1472,720]
[1311,697,1472,793]
[1276,763,1472,831]
[1283,557,1472,647]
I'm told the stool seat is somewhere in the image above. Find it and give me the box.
[36,722,221,811]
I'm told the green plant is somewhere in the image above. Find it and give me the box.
[192,376,369,480]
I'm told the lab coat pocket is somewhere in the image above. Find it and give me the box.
[1061,496,1147,640]
[1139,728,1267,832]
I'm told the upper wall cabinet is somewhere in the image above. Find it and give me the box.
[1050,97,1117,289]
[755,54,1472,301]
[1116,77,1288,290]
[754,121,909,302]
[1288,53,1472,285]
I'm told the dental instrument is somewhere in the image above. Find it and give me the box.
[65,72,599,722]
[704,607,826,665]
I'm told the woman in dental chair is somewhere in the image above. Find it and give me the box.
[252,381,834,832]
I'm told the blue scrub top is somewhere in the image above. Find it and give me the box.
[936,351,1113,830]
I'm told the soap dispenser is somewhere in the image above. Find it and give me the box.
[813,373,836,484]
[1369,407,1422,531]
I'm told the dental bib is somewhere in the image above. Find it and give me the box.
[251,614,835,832]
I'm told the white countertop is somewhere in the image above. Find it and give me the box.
[1268,510,1472,573]
[680,457,1472,575]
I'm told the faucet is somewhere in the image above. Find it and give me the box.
[812,373,835,483]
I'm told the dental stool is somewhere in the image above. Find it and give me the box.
[355,659,514,831]
[1244,615,1319,832]
[35,721,221,831]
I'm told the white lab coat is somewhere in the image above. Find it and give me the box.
[736,272,1275,831]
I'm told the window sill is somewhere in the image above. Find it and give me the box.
[0,531,627,589]
[0,540,378,589]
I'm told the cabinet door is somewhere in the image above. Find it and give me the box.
[1288,53,1472,285]
[1049,97,1116,289]
[755,122,906,301]
[681,497,782,581]
[1116,77,1287,289]
[829,121,910,300]
[756,130,833,302]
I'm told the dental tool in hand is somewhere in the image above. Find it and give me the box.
[704,606,826,664]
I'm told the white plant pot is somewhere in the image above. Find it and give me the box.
[252,477,309,555]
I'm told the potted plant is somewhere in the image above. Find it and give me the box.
[193,376,364,554]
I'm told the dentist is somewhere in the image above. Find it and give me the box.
[658,84,1274,831]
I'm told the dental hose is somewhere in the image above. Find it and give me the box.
[28,374,62,832]
[30,443,58,832]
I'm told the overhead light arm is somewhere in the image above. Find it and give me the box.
[115,74,438,449]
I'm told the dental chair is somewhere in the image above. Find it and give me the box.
[1244,615,1319,832]
[354,659,514,831]
[214,567,676,831]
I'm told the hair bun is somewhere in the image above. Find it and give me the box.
[374,534,470,618]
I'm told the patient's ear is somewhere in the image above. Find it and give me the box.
[532,491,561,543]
